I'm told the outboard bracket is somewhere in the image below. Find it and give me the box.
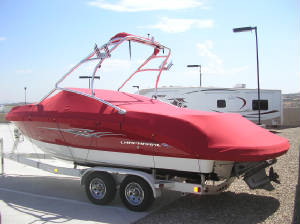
[234,159,279,190]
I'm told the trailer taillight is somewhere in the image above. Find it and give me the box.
[193,187,201,193]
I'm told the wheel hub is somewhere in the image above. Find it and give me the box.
[90,178,107,199]
[125,182,144,206]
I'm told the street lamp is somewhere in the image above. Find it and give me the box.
[79,76,100,89]
[233,26,261,125]
[187,65,202,87]
[24,87,27,104]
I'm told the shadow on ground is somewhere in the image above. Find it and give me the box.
[135,192,280,224]
[0,174,147,224]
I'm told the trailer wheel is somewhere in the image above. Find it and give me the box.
[120,175,154,211]
[85,172,116,205]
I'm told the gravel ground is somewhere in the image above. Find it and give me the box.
[135,127,300,224]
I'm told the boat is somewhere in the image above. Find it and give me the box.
[6,33,289,190]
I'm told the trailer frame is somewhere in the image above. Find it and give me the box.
[0,129,235,211]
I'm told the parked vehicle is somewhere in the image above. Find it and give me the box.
[140,86,282,126]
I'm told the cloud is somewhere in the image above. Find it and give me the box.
[88,0,204,12]
[139,17,213,33]
[16,69,33,75]
[189,40,248,75]
[196,40,222,65]
[0,37,6,41]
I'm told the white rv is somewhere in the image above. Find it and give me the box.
[139,87,282,126]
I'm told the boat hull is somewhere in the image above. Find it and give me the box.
[29,137,214,173]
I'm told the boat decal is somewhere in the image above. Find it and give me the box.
[120,140,168,148]
[39,127,125,138]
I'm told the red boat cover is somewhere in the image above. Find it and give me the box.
[41,88,290,161]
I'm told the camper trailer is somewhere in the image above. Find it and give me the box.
[139,87,282,126]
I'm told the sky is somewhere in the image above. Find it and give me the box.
[0,0,299,103]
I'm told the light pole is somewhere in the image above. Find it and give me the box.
[233,26,261,125]
[187,65,202,87]
[79,76,100,89]
[24,87,27,104]
[132,85,140,94]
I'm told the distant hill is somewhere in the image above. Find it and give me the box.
[283,92,300,108]
[0,102,32,113]
[4,102,28,106]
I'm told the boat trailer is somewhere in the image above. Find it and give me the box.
[0,129,235,211]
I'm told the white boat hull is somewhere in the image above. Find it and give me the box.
[31,139,215,173]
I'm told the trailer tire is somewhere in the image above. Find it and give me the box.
[85,172,116,205]
[120,175,154,211]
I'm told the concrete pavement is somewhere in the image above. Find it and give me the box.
[0,124,181,224]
